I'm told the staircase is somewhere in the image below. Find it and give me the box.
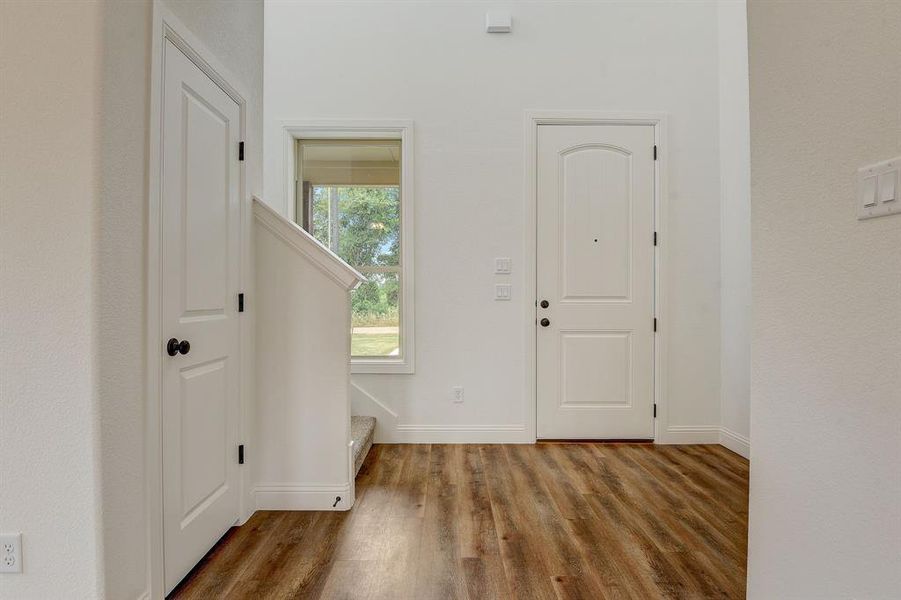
[351,416,376,476]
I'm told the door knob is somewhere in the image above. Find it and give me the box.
[166,338,191,356]
[540,300,549,308]
[540,318,550,327]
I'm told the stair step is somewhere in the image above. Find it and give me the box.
[351,415,376,477]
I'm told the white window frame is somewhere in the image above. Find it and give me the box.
[282,120,415,374]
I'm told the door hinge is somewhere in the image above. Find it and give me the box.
[239,141,245,162]
[238,292,245,313]
[653,231,657,246]
[653,318,657,332]
[653,145,657,160]
[238,444,245,465]
[653,403,657,418]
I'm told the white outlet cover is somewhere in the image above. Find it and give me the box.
[452,386,464,403]
[0,533,22,573]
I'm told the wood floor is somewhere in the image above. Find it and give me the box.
[170,443,749,600]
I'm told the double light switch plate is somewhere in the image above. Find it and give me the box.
[858,157,899,220]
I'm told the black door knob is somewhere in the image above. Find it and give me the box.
[167,338,191,356]
[540,318,550,327]
[540,300,549,308]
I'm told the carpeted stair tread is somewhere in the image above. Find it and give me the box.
[351,415,376,477]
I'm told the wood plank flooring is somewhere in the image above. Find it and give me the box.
[170,443,749,600]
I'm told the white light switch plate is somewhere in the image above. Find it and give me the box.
[494,257,512,274]
[858,157,900,220]
[485,11,512,33]
[495,284,512,300]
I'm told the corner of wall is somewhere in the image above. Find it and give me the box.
[716,0,752,456]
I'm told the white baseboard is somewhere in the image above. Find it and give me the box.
[253,483,352,511]
[386,424,531,444]
[361,422,748,449]
[656,425,750,458]
[719,427,750,458]
[657,425,722,445]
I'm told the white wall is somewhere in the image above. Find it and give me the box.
[253,202,361,511]
[1,3,105,597]
[746,0,901,597]
[264,0,726,442]
[0,1,262,598]
[96,2,153,598]
[717,0,751,458]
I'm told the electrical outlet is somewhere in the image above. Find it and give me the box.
[0,533,22,573]
[452,386,464,404]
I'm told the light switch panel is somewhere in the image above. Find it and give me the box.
[486,11,512,33]
[495,257,512,274]
[495,284,512,301]
[858,157,900,220]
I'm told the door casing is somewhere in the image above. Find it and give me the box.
[146,4,251,598]
[523,111,668,443]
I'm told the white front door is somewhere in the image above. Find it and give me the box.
[536,124,656,439]
[160,39,241,593]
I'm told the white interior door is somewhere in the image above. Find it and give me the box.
[536,124,656,439]
[161,39,241,593]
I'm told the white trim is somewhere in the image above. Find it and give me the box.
[390,424,530,444]
[280,120,416,374]
[145,4,252,598]
[523,111,669,444]
[719,427,751,458]
[657,425,722,445]
[396,424,527,432]
[252,197,365,290]
[253,483,352,511]
[347,440,356,506]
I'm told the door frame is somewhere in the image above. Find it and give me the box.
[523,111,668,443]
[146,4,250,598]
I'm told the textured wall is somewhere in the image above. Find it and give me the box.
[0,2,104,597]
[747,0,901,596]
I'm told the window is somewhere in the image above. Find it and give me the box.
[294,135,413,372]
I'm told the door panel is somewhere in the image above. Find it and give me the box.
[560,331,631,407]
[561,146,631,300]
[180,359,228,521]
[183,89,230,314]
[537,124,655,439]
[161,39,241,594]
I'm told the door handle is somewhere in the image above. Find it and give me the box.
[540,318,550,327]
[166,338,191,356]
[540,300,549,308]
